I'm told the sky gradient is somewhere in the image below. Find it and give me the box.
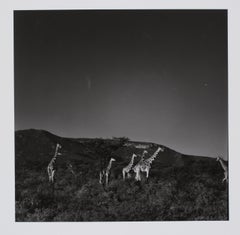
[14,10,228,158]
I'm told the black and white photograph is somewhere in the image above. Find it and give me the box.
[14,9,229,222]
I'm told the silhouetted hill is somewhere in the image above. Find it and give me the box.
[15,129,183,173]
[15,129,228,221]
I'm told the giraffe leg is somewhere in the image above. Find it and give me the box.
[134,169,138,181]
[134,171,137,181]
[136,170,139,181]
[49,169,53,183]
[52,170,55,183]
[137,170,141,181]
[48,172,51,182]
[122,169,125,180]
[47,167,51,182]
[146,169,149,178]
[99,172,102,184]
[106,174,109,185]
[50,173,53,183]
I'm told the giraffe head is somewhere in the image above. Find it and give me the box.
[159,146,164,152]
[110,158,116,162]
[140,150,148,160]
[143,150,148,155]
[56,143,62,149]
[132,153,137,158]
[56,143,62,156]
[216,156,221,161]
[155,147,163,153]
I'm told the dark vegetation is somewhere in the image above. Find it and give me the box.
[15,129,228,221]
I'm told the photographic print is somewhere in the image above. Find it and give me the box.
[14,10,228,222]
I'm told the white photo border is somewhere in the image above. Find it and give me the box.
[0,0,239,235]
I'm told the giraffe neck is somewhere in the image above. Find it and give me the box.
[55,147,59,156]
[49,145,60,165]
[139,154,146,164]
[54,145,60,158]
[107,160,113,172]
[128,155,135,168]
[138,152,146,163]
[142,152,147,159]
[145,148,161,163]
[219,159,227,171]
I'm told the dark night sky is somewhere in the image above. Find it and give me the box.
[14,10,228,158]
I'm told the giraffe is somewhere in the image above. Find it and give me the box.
[122,153,137,180]
[99,158,116,186]
[216,156,228,183]
[66,162,76,178]
[133,147,164,181]
[132,150,148,181]
[47,143,62,183]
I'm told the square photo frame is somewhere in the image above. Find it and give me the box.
[0,0,240,235]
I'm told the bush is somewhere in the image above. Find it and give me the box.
[15,137,228,221]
